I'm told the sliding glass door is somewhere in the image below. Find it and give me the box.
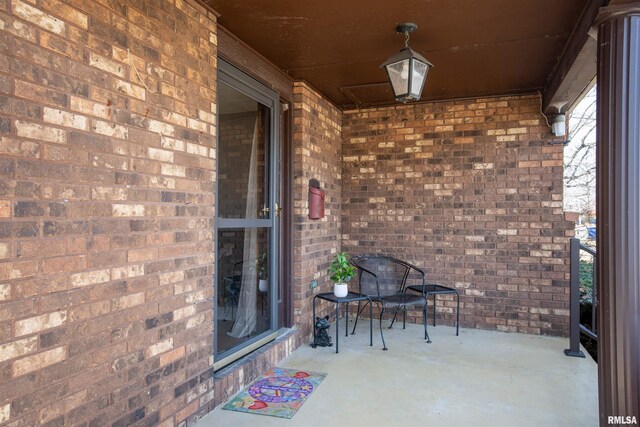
[215,60,279,365]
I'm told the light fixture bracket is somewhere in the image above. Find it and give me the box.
[396,23,418,34]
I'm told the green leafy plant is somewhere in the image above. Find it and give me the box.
[328,252,356,284]
[258,252,268,280]
[579,259,595,303]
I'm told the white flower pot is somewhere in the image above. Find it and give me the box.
[258,279,268,293]
[333,282,348,298]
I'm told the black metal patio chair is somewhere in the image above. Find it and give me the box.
[222,260,243,320]
[350,255,429,350]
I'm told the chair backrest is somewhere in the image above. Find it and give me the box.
[232,260,244,277]
[350,255,424,298]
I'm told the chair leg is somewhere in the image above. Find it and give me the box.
[455,290,460,336]
[389,306,401,329]
[351,300,369,335]
[403,305,406,329]
[379,305,387,351]
[351,300,360,335]
[432,294,437,327]
[424,300,431,343]
[231,297,237,320]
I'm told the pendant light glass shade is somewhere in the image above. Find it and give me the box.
[381,24,433,103]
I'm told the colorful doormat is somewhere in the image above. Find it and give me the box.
[222,367,327,419]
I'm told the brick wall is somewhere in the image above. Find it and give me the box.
[292,82,343,336]
[342,95,573,336]
[0,1,218,426]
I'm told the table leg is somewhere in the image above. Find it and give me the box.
[345,302,349,337]
[455,291,460,336]
[425,296,432,343]
[369,300,373,346]
[335,302,339,354]
[312,296,316,347]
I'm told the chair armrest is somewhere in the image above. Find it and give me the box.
[394,259,426,294]
[393,258,425,278]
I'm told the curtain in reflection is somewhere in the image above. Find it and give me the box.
[228,113,261,338]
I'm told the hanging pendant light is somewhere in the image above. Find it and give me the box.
[381,23,433,103]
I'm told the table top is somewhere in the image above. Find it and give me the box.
[314,291,370,303]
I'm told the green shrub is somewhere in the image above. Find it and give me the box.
[579,260,594,300]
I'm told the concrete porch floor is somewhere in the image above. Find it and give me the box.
[197,321,598,427]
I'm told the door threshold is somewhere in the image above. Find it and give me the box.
[213,331,279,371]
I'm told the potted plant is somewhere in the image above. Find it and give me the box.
[328,252,356,298]
[258,252,268,292]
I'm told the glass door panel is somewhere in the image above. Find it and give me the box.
[216,228,270,354]
[215,61,279,363]
[217,87,270,219]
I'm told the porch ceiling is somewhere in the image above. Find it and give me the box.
[206,0,589,108]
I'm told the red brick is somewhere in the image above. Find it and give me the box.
[41,255,87,274]
[11,0,66,35]
[15,310,67,336]
[12,346,66,377]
